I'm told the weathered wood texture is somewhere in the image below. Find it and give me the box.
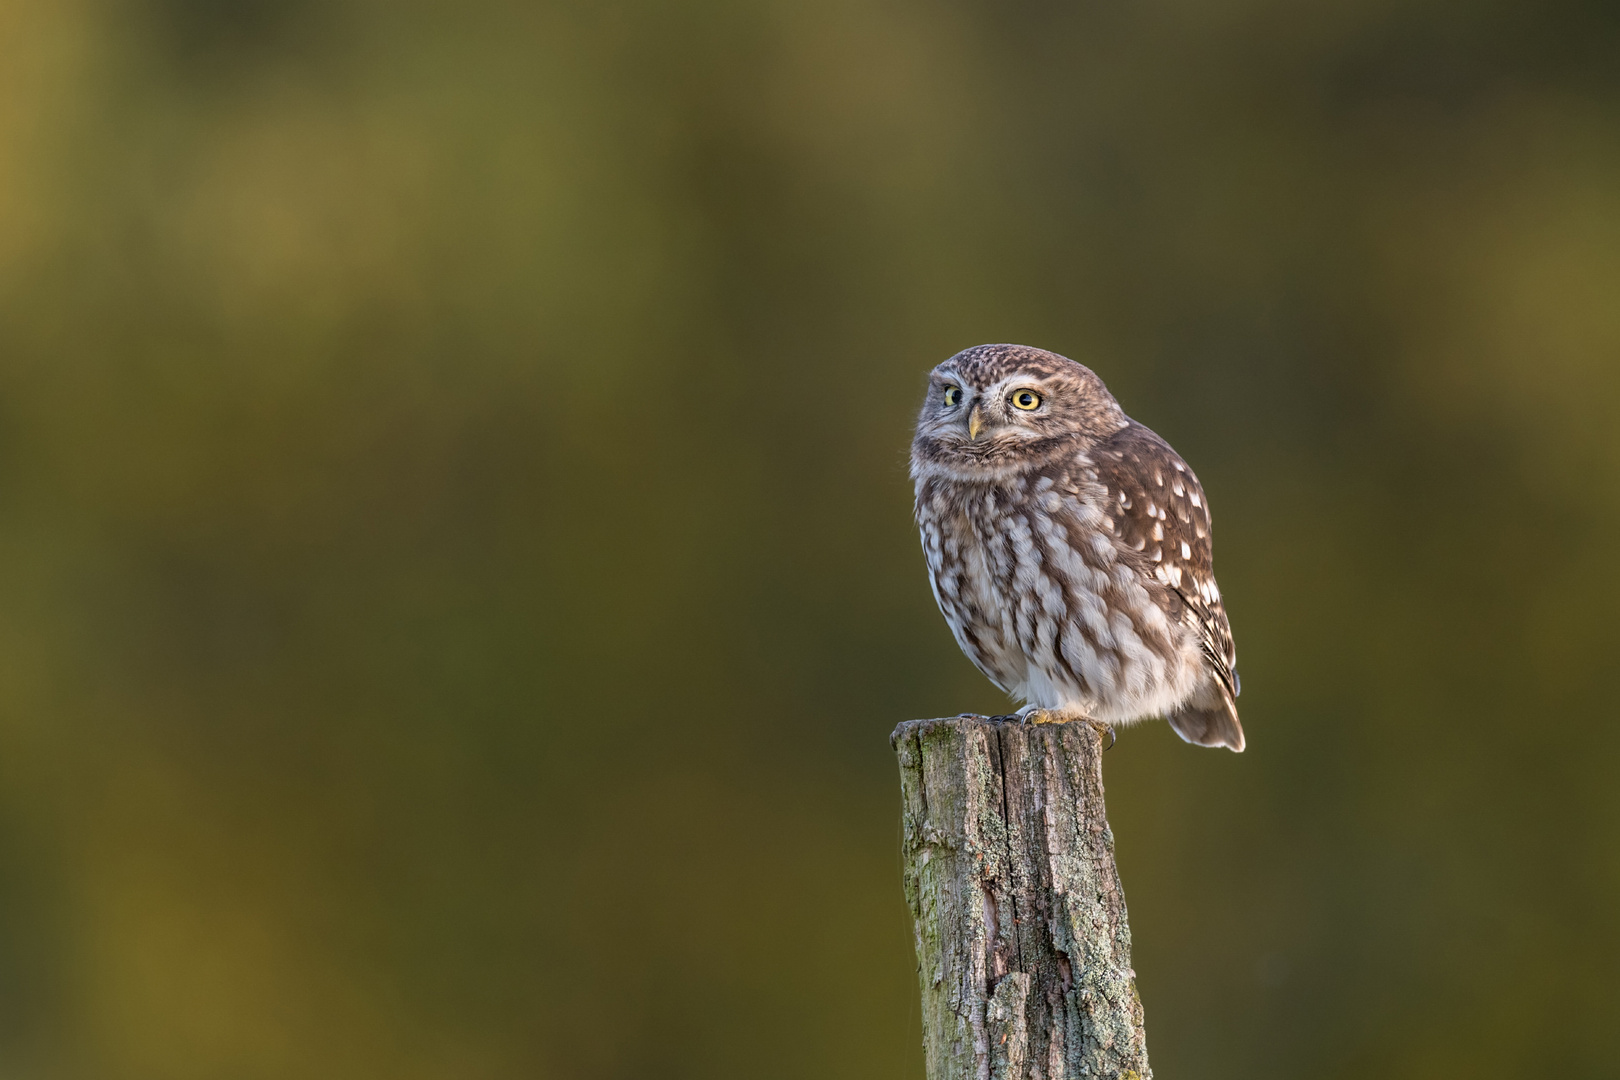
[893,716,1150,1080]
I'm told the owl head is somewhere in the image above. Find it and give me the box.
[912,344,1127,478]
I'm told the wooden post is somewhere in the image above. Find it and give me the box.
[892,715,1151,1080]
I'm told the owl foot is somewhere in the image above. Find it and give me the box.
[1018,709,1116,750]
[980,711,1113,749]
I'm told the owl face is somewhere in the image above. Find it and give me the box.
[913,344,1127,477]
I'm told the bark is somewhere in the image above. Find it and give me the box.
[892,715,1150,1080]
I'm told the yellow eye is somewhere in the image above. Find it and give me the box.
[1011,389,1042,410]
[943,386,962,407]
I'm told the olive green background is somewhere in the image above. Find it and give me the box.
[0,1,1616,1076]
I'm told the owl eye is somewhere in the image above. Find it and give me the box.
[1011,389,1042,411]
[942,386,962,407]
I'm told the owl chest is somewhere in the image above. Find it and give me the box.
[920,476,1200,716]
[923,485,1099,602]
[919,486,1113,679]
[918,514,1022,690]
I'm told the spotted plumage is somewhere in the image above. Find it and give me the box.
[912,343,1244,751]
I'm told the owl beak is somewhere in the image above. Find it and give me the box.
[967,404,985,440]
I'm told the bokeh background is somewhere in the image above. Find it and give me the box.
[0,0,1617,1076]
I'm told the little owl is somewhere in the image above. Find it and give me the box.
[912,343,1244,751]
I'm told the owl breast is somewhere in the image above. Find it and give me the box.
[916,462,1206,723]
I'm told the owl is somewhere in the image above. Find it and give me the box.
[912,343,1244,751]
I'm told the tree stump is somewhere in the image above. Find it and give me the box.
[892,715,1151,1080]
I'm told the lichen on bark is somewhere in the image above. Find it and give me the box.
[893,715,1151,1080]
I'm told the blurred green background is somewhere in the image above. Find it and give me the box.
[0,0,1616,1076]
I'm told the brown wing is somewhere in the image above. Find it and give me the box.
[1090,423,1239,700]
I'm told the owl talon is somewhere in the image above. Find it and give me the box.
[1090,720,1117,751]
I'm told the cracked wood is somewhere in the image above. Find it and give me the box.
[893,715,1151,1080]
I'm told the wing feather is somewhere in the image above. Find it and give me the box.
[1089,423,1239,700]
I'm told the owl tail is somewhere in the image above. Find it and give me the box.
[1167,695,1246,753]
